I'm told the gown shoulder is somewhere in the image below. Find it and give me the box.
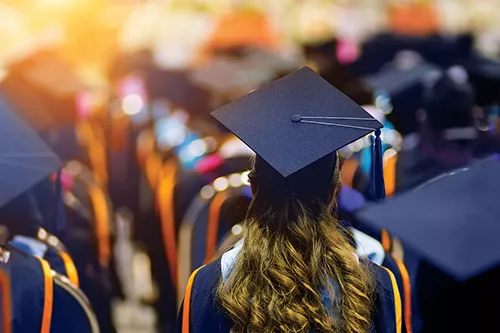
[368,260,403,333]
[179,257,403,333]
[178,258,232,333]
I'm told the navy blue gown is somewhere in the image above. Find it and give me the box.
[178,254,402,333]
[5,244,97,333]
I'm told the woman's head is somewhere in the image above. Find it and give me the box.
[217,152,374,333]
[422,66,476,132]
[0,177,58,238]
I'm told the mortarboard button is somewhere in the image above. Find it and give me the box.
[211,67,383,178]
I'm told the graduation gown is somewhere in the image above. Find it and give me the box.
[177,255,402,333]
[64,178,118,333]
[9,232,80,288]
[352,228,412,333]
[145,156,251,332]
[5,244,98,333]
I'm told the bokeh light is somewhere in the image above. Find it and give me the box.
[213,176,229,192]
[122,94,144,116]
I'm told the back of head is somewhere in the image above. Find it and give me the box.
[217,153,374,333]
[249,153,337,218]
[423,66,475,131]
[0,190,42,238]
[0,178,57,238]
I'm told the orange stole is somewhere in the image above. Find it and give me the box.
[204,192,229,264]
[0,270,12,333]
[384,153,398,197]
[341,159,359,188]
[381,228,393,253]
[392,255,413,333]
[88,184,111,268]
[157,161,179,286]
[36,257,53,333]
[382,267,403,333]
[59,251,79,288]
[182,266,204,333]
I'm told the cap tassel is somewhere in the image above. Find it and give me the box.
[369,129,386,202]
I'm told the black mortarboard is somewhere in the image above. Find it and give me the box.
[356,158,500,281]
[146,69,211,115]
[0,96,62,208]
[364,62,441,134]
[212,67,385,199]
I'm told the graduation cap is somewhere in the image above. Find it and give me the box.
[211,67,385,201]
[363,62,441,135]
[356,158,500,282]
[0,52,84,161]
[0,96,62,209]
[1,51,83,131]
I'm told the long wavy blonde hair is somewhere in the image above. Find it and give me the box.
[217,153,374,333]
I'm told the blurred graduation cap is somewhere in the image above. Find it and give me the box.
[356,158,500,282]
[110,51,212,115]
[0,95,62,209]
[1,51,83,130]
[0,51,84,161]
[212,67,385,200]
[190,50,296,98]
[146,69,211,115]
[363,60,441,135]
[352,33,474,76]
[190,57,271,95]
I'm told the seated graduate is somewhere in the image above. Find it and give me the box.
[178,67,402,333]
[0,101,99,333]
[394,66,500,193]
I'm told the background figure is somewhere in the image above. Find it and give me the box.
[395,66,500,193]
